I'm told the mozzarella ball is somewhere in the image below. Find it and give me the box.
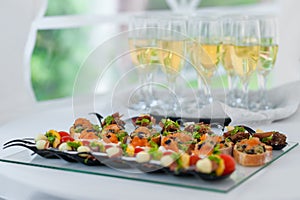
[196,158,212,174]
[58,142,72,151]
[106,146,122,158]
[35,134,47,142]
[77,146,91,153]
[36,140,49,150]
[136,151,150,163]
[160,155,174,167]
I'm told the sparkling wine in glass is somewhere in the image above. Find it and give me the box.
[128,15,159,111]
[188,16,222,106]
[220,16,241,107]
[157,16,187,115]
[232,17,260,109]
[256,15,279,110]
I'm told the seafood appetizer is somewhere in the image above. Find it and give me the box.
[2,112,290,180]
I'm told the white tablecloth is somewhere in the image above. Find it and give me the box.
[0,96,299,200]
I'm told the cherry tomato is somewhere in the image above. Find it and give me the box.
[61,136,74,143]
[189,154,200,166]
[220,154,236,176]
[134,147,144,154]
[58,131,70,138]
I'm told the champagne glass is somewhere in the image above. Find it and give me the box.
[128,15,159,111]
[220,16,240,107]
[232,17,260,109]
[256,15,279,110]
[157,16,187,115]
[188,16,222,106]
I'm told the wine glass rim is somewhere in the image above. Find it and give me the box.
[157,15,188,22]
[220,14,277,21]
[188,15,220,21]
[250,14,278,20]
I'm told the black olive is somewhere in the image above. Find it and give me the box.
[197,143,203,150]
[165,139,172,145]
[107,135,111,138]
[246,149,255,154]
[138,132,145,139]
[242,144,247,150]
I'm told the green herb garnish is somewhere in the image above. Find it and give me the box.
[74,126,84,133]
[262,135,273,143]
[136,118,150,125]
[178,143,189,152]
[120,143,128,153]
[194,125,201,131]
[67,141,82,150]
[149,140,159,149]
[90,141,105,152]
[116,131,128,142]
[148,149,162,160]
[208,155,221,164]
[92,124,101,132]
[193,132,201,140]
[212,144,221,155]
[45,132,56,145]
[104,116,114,126]
[162,131,169,136]
[225,137,232,143]
[231,126,246,135]
[163,119,180,129]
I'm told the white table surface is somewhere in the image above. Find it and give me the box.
[0,96,299,200]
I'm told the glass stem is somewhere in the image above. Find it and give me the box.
[197,74,212,105]
[257,73,268,108]
[227,74,234,106]
[227,74,239,107]
[241,79,249,109]
[167,74,177,112]
[227,74,233,91]
[138,67,147,99]
[145,71,153,105]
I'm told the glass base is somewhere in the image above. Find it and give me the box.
[1,142,297,193]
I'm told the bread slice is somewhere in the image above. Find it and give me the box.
[233,144,272,166]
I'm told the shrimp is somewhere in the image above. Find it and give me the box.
[70,118,94,138]
[102,124,121,134]
[79,129,99,140]
[161,136,179,152]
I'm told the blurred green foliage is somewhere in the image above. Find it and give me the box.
[31,28,90,101]
[199,0,259,7]
[31,1,90,101]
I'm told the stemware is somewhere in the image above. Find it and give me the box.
[220,16,240,107]
[128,15,159,111]
[255,15,279,110]
[188,16,222,107]
[232,17,260,109]
[156,16,187,115]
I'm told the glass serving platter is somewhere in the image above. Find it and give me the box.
[0,141,298,193]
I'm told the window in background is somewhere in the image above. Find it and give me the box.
[31,0,261,101]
